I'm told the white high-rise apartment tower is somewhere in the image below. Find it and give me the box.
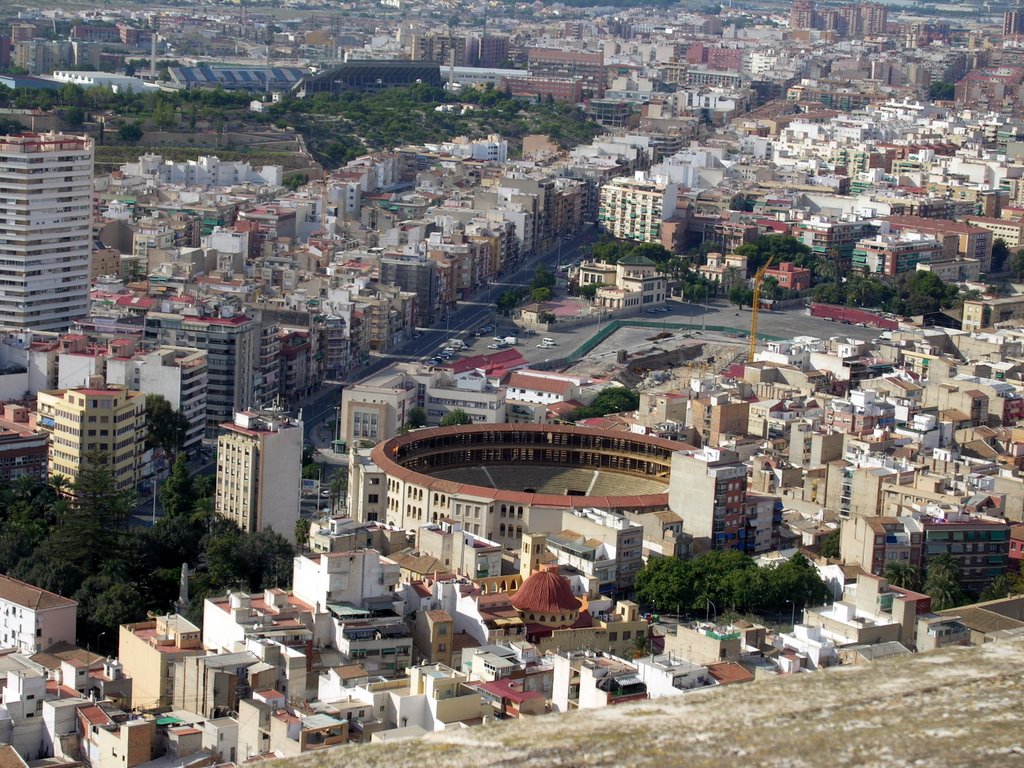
[0,133,93,330]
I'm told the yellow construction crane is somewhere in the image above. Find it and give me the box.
[749,255,775,361]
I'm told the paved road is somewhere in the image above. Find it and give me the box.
[660,298,883,343]
[292,225,600,439]
[289,227,885,442]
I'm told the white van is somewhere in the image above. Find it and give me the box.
[542,338,555,345]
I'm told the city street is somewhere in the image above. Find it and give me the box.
[280,227,886,453]
[292,225,601,441]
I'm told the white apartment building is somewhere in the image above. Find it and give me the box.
[57,345,209,456]
[291,550,401,614]
[0,133,93,330]
[119,154,283,188]
[340,363,506,448]
[0,574,77,654]
[215,410,302,541]
[597,174,676,244]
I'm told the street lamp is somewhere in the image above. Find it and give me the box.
[785,599,796,628]
[704,595,717,625]
[700,284,708,332]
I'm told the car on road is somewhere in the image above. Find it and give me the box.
[413,332,423,339]
[320,490,331,497]
[487,343,504,349]
[646,308,659,314]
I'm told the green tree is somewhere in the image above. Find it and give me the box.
[883,561,923,592]
[406,406,427,429]
[531,286,552,303]
[1012,249,1024,279]
[283,173,308,191]
[978,573,1017,603]
[928,80,955,100]
[769,552,831,611]
[991,238,1010,273]
[63,106,85,127]
[820,529,841,559]
[635,555,689,613]
[722,264,744,289]
[439,409,473,426]
[151,99,176,129]
[160,454,196,520]
[294,518,311,553]
[497,287,527,314]
[815,257,840,285]
[90,582,146,638]
[923,554,965,610]
[145,394,190,458]
[734,235,813,274]
[569,387,640,420]
[728,284,753,308]
[206,524,294,592]
[118,121,143,143]
[67,452,135,567]
[329,470,348,511]
[531,266,556,291]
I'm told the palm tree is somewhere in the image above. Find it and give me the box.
[954,288,983,313]
[846,275,875,307]
[722,264,744,291]
[815,258,840,285]
[923,554,965,611]
[883,561,922,591]
[294,518,312,553]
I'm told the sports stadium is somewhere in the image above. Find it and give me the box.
[369,423,690,548]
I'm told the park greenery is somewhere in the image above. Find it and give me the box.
[733,233,815,274]
[497,265,558,314]
[268,84,603,166]
[0,454,294,654]
[635,550,831,618]
[811,269,965,316]
[568,386,640,421]
[439,408,474,426]
[144,394,190,459]
[0,80,602,169]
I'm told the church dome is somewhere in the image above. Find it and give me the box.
[511,566,581,627]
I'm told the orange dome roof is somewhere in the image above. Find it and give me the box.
[511,568,581,615]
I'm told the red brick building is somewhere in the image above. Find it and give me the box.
[764,261,812,291]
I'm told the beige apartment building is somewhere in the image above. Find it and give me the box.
[576,254,667,311]
[215,410,302,542]
[961,295,1024,332]
[118,614,204,710]
[36,379,147,492]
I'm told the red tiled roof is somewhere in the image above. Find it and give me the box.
[448,349,528,376]
[0,574,76,611]
[474,678,545,704]
[79,705,113,727]
[706,661,754,686]
[511,568,581,615]
[505,372,575,397]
